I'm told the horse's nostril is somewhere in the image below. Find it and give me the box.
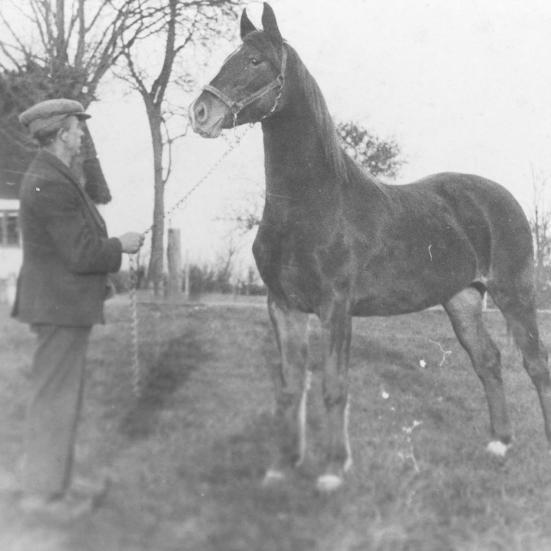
[195,102,207,123]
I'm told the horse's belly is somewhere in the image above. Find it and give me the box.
[353,242,478,316]
[353,277,460,316]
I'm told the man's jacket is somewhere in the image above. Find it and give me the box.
[12,150,122,326]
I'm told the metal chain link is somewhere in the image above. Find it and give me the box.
[128,254,142,397]
[140,126,251,239]
[127,126,250,397]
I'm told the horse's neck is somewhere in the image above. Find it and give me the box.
[259,60,387,219]
[261,111,339,199]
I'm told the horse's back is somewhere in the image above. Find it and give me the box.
[349,172,533,315]
[382,172,533,271]
[387,172,526,223]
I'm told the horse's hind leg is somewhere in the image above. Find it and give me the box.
[489,279,551,450]
[263,293,310,485]
[444,286,512,453]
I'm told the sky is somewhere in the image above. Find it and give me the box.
[14,0,551,276]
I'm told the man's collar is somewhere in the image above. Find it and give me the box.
[37,149,82,188]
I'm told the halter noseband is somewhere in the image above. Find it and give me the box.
[203,44,288,126]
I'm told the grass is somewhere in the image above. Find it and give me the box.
[2,296,551,550]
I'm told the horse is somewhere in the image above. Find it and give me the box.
[189,3,551,492]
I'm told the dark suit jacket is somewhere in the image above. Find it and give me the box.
[12,150,122,326]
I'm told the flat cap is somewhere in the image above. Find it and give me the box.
[19,98,90,137]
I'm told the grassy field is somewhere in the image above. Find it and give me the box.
[2,295,551,550]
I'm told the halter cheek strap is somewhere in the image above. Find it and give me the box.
[203,44,288,124]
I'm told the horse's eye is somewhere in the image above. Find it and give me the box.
[250,57,261,66]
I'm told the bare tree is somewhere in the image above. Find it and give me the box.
[0,0,144,95]
[117,0,242,295]
[529,166,551,305]
[0,0,148,201]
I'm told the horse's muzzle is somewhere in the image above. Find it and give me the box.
[189,94,226,138]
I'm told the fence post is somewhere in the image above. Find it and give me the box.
[184,250,190,300]
[167,228,182,297]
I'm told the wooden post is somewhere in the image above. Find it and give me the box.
[184,250,190,301]
[167,228,182,297]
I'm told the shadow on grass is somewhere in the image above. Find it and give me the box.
[308,331,420,373]
[363,339,423,373]
[186,412,329,551]
[350,335,470,409]
[119,329,210,440]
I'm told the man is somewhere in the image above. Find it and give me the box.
[12,98,144,519]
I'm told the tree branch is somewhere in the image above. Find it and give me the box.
[0,43,23,71]
[0,11,34,58]
[150,0,178,106]
[65,0,81,52]
[85,0,112,33]
[27,0,51,55]
[55,0,68,65]
[38,0,57,61]
[73,0,86,68]
[121,46,149,97]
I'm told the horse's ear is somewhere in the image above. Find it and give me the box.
[261,3,282,45]
[240,8,257,39]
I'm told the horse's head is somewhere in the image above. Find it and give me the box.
[189,3,287,138]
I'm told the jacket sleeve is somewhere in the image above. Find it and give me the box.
[30,178,122,274]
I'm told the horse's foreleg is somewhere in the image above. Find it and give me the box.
[317,295,353,492]
[263,293,310,485]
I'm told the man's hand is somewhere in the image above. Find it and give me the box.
[118,232,144,254]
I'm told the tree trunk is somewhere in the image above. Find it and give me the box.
[146,102,165,296]
[55,0,67,65]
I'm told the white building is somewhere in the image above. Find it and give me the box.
[0,182,21,305]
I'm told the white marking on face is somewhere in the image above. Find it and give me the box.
[296,370,312,466]
[486,440,510,457]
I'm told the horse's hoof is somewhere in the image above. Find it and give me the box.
[316,474,343,493]
[262,469,285,487]
[486,440,510,458]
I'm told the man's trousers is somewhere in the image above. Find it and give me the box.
[22,324,92,497]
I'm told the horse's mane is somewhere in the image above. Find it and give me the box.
[244,33,384,191]
[286,44,350,180]
[286,44,388,193]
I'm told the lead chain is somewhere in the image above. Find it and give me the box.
[128,125,250,397]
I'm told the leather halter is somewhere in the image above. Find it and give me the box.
[202,44,288,126]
